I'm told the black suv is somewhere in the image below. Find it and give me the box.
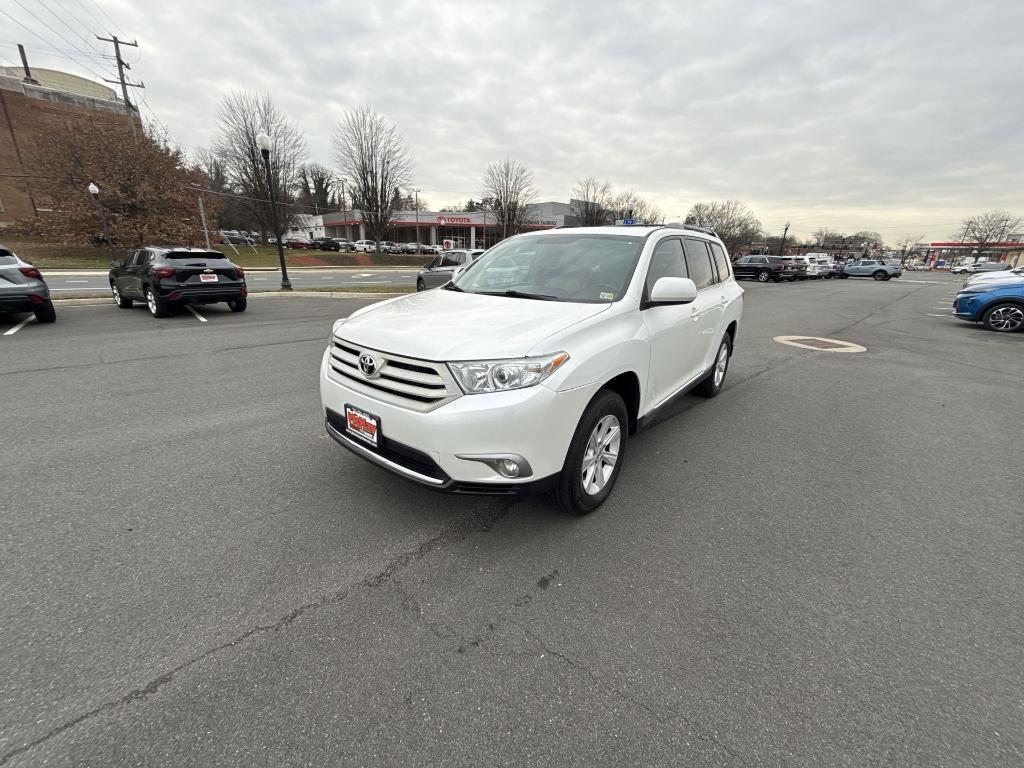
[312,237,342,251]
[732,255,792,282]
[109,247,247,318]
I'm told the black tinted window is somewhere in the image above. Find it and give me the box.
[133,251,150,266]
[710,243,730,279]
[683,239,715,289]
[646,238,687,294]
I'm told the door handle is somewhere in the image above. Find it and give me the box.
[720,296,728,304]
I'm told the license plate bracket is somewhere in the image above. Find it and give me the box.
[344,404,380,448]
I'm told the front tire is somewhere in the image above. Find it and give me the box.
[144,286,171,318]
[757,270,771,282]
[111,283,132,308]
[416,279,426,292]
[227,298,247,312]
[872,270,888,281]
[695,335,731,398]
[33,300,56,323]
[982,303,1024,333]
[555,390,628,516]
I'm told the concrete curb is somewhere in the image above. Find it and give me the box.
[52,291,406,306]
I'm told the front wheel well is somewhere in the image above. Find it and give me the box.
[725,321,737,349]
[599,371,641,435]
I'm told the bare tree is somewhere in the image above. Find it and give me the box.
[684,200,762,253]
[955,210,1023,261]
[212,89,307,242]
[333,106,413,252]
[482,158,538,240]
[811,227,839,246]
[612,190,663,227]
[15,116,211,249]
[570,177,614,226]
[852,230,885,250]
[896,233,925,266]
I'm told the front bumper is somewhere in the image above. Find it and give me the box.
[320,348,597,490]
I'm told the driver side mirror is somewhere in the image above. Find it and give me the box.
[649,277,697,305]
[451,266,465,281]
[111,259,123,268]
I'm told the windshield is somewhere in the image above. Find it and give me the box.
[452,233,644,302]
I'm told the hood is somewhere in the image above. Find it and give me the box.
[338,289,610,360]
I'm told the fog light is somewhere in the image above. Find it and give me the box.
[499,459,520,477]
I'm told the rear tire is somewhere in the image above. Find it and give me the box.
[756,270,771,282]
[33,300,56,323]
[695,335,731,398]
[981,302,1024,333]
[554,390,628,516]
[144,286,171,318]
[227,298,247,312]
[111,283,132,308]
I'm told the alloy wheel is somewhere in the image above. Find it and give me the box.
[713,343,729,387]
[146,289,157,315]
[988,306,1024,331]
[111,285,120,305]
[581,415,621,495]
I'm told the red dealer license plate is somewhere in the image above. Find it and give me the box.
[345,404,380,447]
[200,273,218,282]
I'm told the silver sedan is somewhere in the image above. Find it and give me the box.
[416,249,485,291]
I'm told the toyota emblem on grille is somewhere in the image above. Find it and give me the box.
[358,353,379,377]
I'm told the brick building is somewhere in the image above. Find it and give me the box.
[0,65,139,225]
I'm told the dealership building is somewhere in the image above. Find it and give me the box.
[321,202,572,249]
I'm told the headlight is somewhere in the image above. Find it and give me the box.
[448,352,570,394]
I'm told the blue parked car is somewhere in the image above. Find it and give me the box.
[953,278,1024,332]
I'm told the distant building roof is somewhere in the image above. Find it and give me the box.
[1,66,117,101]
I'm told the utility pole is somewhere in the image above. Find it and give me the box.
[96,35,144,141]
[777,222,790,256]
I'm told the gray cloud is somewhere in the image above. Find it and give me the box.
[4,0,1022,240]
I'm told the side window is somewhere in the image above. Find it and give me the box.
[683,239,715,289]
[710,243,730,280]
[441,252,464,267]
[133,250,149,266]
[645,238,687,295]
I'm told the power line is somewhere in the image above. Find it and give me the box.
[36,0,106,57]
[1,40,112,61]
[82,0,124,40]
[0,6,108,82]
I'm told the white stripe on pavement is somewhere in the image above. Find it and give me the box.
[3,316,35,335]
[186,305,208,323]
[926,313,953,317]
[65,280,91,283]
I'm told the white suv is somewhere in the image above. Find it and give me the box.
[320,225,743,514]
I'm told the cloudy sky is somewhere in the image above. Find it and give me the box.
[3,0,1022,241]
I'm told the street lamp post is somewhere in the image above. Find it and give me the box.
[256,131,291,290]
[88,182,116,262]
[413,188,420,246]
[339,178,348,240]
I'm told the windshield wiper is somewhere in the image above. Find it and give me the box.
[442,282,464,292]
[478,289,560,301]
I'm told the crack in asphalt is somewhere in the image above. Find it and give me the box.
[0,504,513,767]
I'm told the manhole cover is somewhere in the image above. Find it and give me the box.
[773,335,867,352]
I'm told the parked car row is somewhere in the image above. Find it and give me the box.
[950,262,1013,275]
[732,256,903,282]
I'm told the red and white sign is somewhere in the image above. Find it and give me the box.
[442,239,454,251]
[437,215,471,225]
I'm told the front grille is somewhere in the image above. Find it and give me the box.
[328,338,460,412]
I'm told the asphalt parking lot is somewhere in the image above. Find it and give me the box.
[1,276,1021,766]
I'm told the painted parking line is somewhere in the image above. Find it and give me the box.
[3,316,35,335]
[65,280,91,283]
[352,280,391,284]
[186,305,208,323]
[926,313,954,317]
[254,277,268,281]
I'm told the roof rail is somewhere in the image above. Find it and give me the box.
[661,223,718,237]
